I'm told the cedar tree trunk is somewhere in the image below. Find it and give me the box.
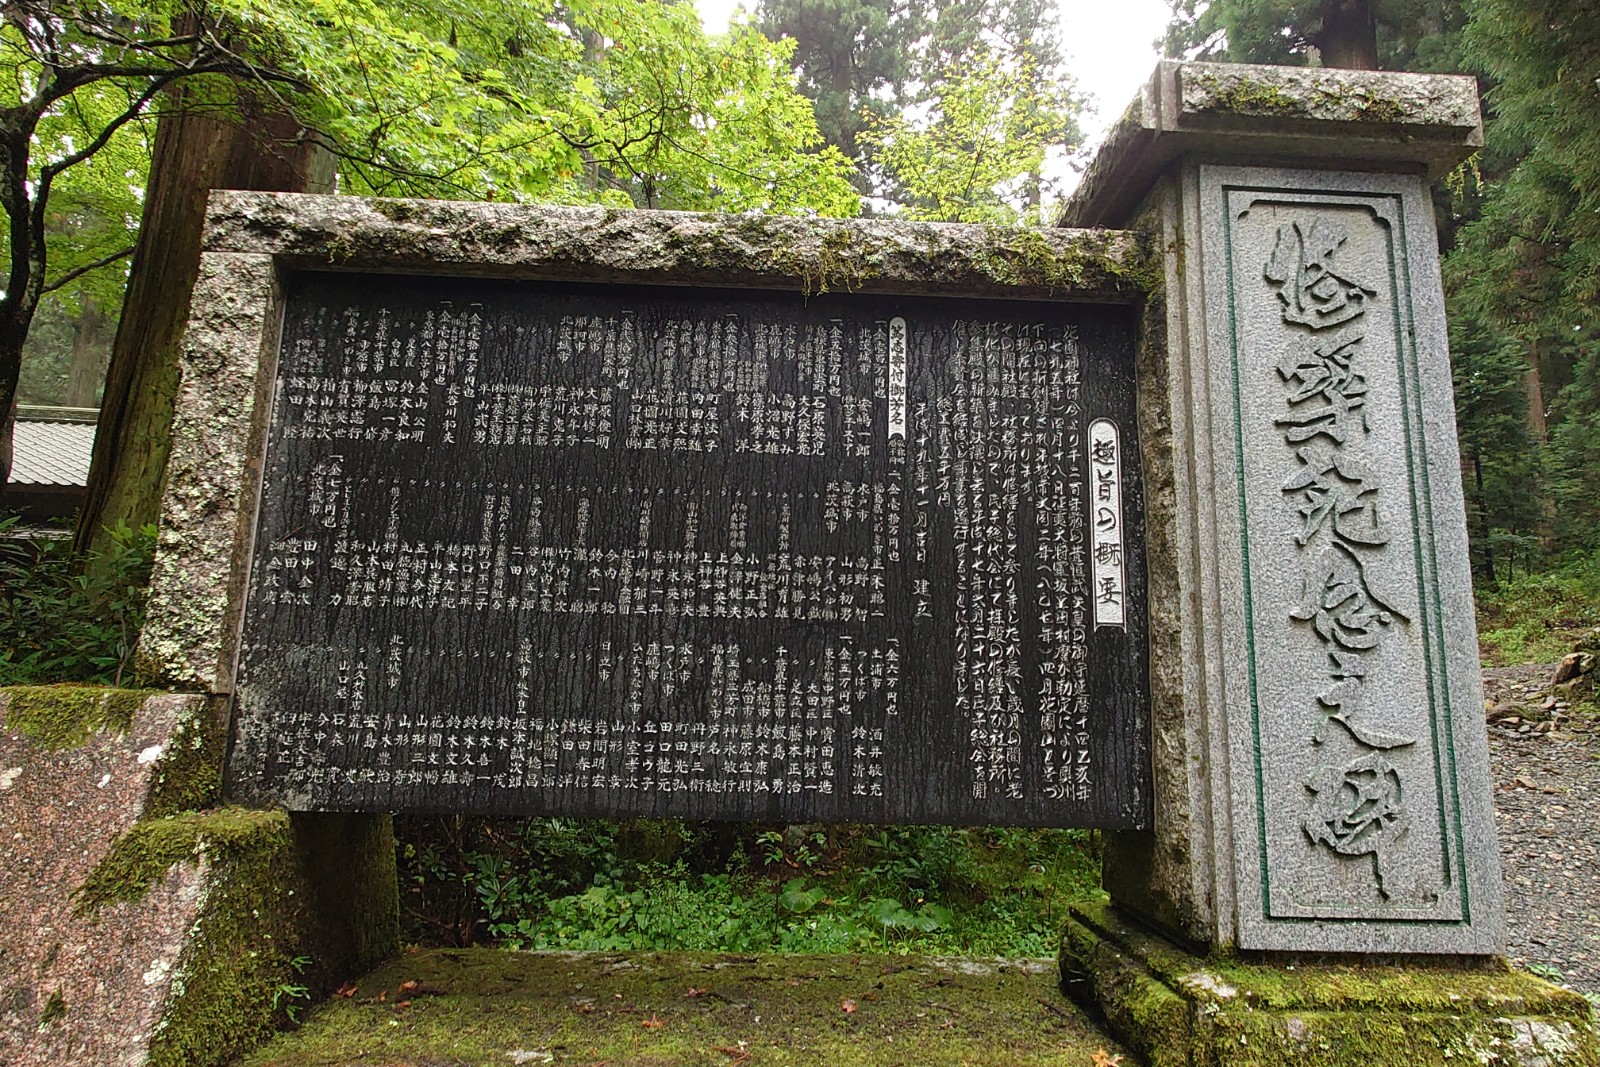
[73,87,332,551]
[1317,0,1378,70]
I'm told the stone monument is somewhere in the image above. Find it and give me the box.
[1054,62,1597,1065]
[6,57,1589,1067]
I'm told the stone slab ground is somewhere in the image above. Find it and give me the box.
[238,950,1130,1067]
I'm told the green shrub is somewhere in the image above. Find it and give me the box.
[397,817,1100,958]
[1475,550,1600,665]
[0,518,157,685]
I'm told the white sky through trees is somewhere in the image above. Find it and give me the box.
[692,0,1171,193]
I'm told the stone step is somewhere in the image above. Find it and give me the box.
[239,949,1129,1067]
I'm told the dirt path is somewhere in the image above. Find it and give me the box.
[1484,663,1600,994]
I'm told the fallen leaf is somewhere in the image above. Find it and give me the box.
[713,1045,752,1063]
[686,987,708,998]
[1090,1050,1125,1067]
[841,999,858,1014]
[394,999,412,1010]
[376,990,387,1003]
[335,982,359,998]
[641,1015,665,1029]
[398,979,420,994]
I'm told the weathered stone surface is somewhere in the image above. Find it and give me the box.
[201,190,1154,301]
[139,253,281,692]
[1062,61,1483,228]
[0,688,399,1067]
[1059,899,1600,1067]
[1102,174,1224,946]
[0,688,211,1066]
[1071,62,1503,958]
[1185,164,1502,954]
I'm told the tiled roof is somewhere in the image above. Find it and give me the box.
[12,417,97,487]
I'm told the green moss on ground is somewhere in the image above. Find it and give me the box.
[2,685,154,749]
[239,949,1126,1067]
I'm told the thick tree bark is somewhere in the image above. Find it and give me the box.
[1317,0,1378,70]
[73,87,332,550]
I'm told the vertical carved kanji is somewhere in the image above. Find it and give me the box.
[1264,216,1418,899]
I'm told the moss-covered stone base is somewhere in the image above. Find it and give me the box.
[241,949,1129,1066]
[0,685,400,1067]
[1059,899,1600,1067]
[96,809,403,1067]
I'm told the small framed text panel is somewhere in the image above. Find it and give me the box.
[227,274,1150,828]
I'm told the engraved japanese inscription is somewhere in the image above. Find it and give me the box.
[228,274,1149,827]
[1221,187,1468,923]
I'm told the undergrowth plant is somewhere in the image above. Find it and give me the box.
[397,817,1100,957]
[1475,550,1600,665]
[0,518,157,685]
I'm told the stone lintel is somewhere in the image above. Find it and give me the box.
[1062,61,1483,229]
[1059,900,1600,1067]
[200,190,1152,303]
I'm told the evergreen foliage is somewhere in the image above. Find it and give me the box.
[1452,0,1600,557]
[757,0,1080,214]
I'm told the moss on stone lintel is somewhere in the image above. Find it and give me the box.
[2,685,157,750]
[1060,898,1600,1066]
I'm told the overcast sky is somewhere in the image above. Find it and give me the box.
[692,0,1173,184]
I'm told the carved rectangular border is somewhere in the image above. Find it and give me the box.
[1198,165,1503,954]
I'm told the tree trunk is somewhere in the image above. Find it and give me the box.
[1524,337,1550,442]
[1470,451,1494,585]
[64,298,107,408]
[73,87,332,551]
[0,392,14,492]
[1317,0,1378,70]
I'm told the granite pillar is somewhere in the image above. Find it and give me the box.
[1065,58,1504,958]
[1053,58,1600,1066]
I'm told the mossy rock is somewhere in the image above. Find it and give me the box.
[1061,899,1600,1067]
[70,808,399,1067]
[1,684,156,749]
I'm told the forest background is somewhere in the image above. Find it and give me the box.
[2,0,1598,958]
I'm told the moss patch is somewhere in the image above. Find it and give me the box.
[240,949,1126,1067]
[144,809,315,1067]
[1061,899,1600,1067]
[290,813,401,974]
[39,988,66,1028]
[2,685,155,750]
[1184,67,1416,126]
[75,807,287,915]
[143,698,225,818]
[977,226,1162,297]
